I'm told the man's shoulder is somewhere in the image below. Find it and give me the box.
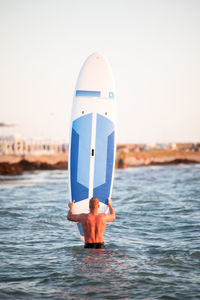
[79,213,89,220]
[97,213,107,219]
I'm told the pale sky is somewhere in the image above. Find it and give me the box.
[0,0,200,144]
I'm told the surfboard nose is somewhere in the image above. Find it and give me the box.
[75,52,115,97]
[89,52,105,60]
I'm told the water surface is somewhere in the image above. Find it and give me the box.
[0,165,200,299]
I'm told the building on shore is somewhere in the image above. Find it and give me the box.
[0,123,67,155]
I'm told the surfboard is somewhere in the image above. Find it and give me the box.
[68,52,116,241]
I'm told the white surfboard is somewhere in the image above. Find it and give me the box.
[68,52,116,241]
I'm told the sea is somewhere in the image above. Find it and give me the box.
[0,164,200,300]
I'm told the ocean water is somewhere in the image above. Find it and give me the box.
[0,165,200,300]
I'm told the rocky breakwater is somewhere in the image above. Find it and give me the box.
[0,154,68,175]
[1,148,200,175]
[115,148,200,168]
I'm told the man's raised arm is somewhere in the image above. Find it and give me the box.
[67,200,82,222]
[105,198,116,222]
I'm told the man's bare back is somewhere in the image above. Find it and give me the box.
[67,197,115,247]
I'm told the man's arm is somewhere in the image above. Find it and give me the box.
[105,198,116,222]
[67,200,83,222]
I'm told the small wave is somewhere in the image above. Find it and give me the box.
[0,210,23,218]
[190,251,200,259]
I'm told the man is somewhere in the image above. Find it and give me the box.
[67,197,115,248]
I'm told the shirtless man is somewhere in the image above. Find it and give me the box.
[67,197,115,248]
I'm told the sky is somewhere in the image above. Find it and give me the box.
[0,0,200,144]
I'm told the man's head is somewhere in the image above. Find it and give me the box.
[89,197,100,211]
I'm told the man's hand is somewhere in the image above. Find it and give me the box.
[68,200,75,210]
[107,198,112,207]
[67,200,83,223]
[106,198,115,222]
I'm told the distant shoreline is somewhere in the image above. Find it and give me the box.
[115,147,200,168]
[0,148,200,175]
[0,154,67,175]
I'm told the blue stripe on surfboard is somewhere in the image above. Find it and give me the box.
[73,113,92,187]
[93,131,115,205]
[93,114,114,188]
[70,128,89,201]
[70,113,92,202]
[93,114,115,205]
[76,90,101,97]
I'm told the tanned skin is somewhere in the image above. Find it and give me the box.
[67,197,115,243]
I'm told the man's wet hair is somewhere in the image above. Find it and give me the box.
[89,197,99,209]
